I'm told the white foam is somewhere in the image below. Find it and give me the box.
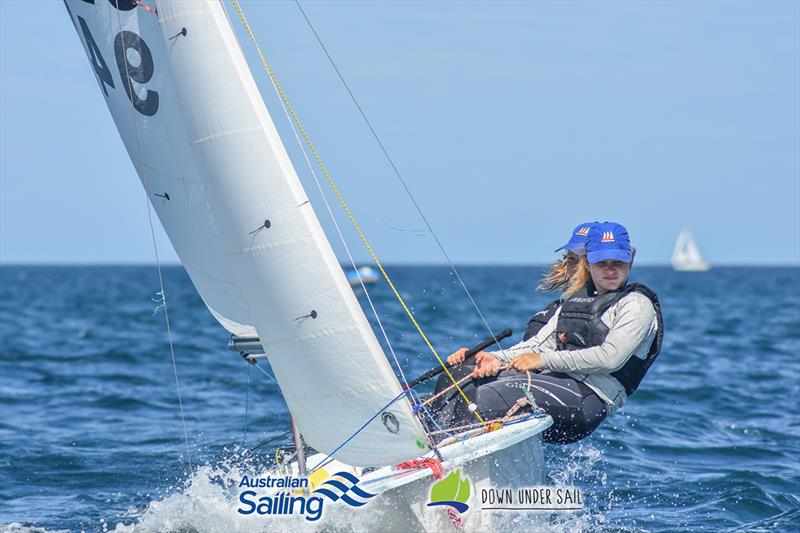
[1,524,69,533]
[106,450,394,533]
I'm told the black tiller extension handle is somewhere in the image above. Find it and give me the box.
[406,327,512,389]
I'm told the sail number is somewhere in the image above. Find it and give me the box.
[69,0,159,116]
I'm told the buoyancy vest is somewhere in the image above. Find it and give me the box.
[555,283,664,395]
[522,299,561,341]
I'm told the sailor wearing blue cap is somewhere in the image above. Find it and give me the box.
[522,222,597,342]
[439,222,663,444]
[586,221,634,262]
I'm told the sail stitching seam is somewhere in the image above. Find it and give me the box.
[191,126,262,144]
[230,236,315,256]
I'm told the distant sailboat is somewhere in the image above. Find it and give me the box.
[672,229,711,271]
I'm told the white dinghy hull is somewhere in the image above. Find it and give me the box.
[280,415,552,531]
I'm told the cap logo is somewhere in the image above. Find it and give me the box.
[601,231,615,243]
[575,226,590,236]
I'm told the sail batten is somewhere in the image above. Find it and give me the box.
[66,0,428,466]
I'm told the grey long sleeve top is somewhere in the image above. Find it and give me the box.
[488,292,658,414]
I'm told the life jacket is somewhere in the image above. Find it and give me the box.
[555,283,663,395]
[522,299,561,341]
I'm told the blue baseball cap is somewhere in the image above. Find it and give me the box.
[554,222,596,254]
[586,222,633,264]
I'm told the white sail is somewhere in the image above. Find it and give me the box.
[672,228,710,271]
[66,0,428,465]
[63,0,256,338]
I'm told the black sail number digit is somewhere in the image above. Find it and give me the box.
[114,31,159,116]
[77,15,116,97]
[67,0,160,116]
[108,0,137,10]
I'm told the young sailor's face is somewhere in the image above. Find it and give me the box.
[589,260,631,293]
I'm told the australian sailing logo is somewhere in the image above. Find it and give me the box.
[601,230,615,242]
[427,469,471,513]
[314,471,377,507]
[575,226,591,236]
[237,472,375,522]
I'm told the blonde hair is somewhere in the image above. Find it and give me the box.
[536,252,591,297]
[563,255,591,298]
[538,254,571,292]
[538,251,586,294]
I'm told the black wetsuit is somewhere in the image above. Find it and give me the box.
[430,366,607,444]
[426,296,605,444]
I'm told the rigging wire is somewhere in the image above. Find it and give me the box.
[292,0,509,361]
[220,0,410,392]
[306,388,413,475]
[109,5,192,470]
[229,0,486,429]
[259,51,412,391]
[250,430,293,453]
[246,354,440,473]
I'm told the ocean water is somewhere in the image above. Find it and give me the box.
[1,265,798,532]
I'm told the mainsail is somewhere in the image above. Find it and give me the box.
[65,0,428,465]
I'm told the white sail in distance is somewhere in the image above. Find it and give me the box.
[672,228,711,271]
[65,0,428,465]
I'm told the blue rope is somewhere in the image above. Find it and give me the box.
[416,400,458,441]
[502,408,548,426]
[252,361,279,385]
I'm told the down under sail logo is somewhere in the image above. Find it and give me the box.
[427,469,471,513]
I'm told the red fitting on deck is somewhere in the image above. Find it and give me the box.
[395,458,444,479]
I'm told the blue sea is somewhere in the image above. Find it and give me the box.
[1,265,798,532]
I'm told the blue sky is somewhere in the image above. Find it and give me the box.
[1,1,798,265]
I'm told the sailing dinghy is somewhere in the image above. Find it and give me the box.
[65,1,552,528]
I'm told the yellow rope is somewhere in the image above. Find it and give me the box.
[229,0,486,428]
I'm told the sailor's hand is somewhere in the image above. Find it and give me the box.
[447,348,469,366]
[509,352,543,372]
[471,352,502,378]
